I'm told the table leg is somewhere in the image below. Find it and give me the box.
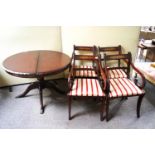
[38,82,44,114]
[16,82,39,98]
[9,86,13,92]
[16,78,65,114]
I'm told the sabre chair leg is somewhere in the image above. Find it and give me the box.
[137,94,145,118]
[68,96,72,120]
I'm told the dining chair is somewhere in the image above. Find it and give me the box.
[69,45,98,78]
[67,54,105,120]
[98,45,127,78]
[99,52,146,121]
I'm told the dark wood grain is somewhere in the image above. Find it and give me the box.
[3,50,71,78]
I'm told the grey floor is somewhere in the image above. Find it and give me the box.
[0,79,155,129]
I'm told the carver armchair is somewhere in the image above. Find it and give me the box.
[99,52,146,121]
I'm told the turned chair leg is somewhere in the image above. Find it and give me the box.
[137,94,145,118]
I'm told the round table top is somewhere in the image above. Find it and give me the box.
[3,50,71,78]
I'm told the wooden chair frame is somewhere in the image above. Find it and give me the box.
[68,54,105,120]
[99,52,146,121]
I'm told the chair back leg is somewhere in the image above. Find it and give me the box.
[137,94,145,118]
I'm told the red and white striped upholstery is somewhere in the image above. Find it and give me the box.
[75,65,97,77]
[109,78,145,98]
[68,78,105,96]
[108,69,127,78]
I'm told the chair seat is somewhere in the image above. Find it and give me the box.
[109,78,145,98]
[108,69,127,78]
[75,65,97,77]
[68,78,105,96]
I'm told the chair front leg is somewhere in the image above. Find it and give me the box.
[100,97,105,121]
[68,96,72,120]
[105,97,110,122]
[137,94,145,118]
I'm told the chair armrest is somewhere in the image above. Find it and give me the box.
[130,62,146,89]
[124,60,146,89]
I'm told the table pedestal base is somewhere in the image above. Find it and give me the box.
[16,77,65,114]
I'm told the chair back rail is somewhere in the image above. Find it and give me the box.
[99,45,122,67]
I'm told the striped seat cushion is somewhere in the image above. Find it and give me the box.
[68,78,105,96]
[108,69,127,78]
[75,66,97,77]
[109,78,145,98]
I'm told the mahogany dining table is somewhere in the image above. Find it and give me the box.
[3,50,71,114]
